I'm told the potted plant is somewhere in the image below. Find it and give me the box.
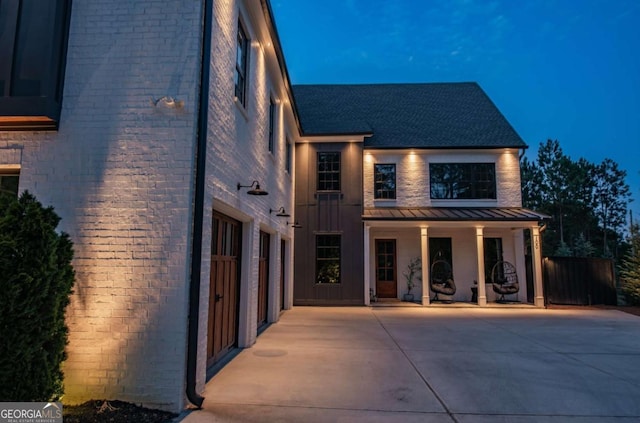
[403,257,421,302]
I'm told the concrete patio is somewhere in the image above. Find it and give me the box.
[180,306,640,422]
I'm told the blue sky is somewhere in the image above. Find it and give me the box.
[272,0,640,222]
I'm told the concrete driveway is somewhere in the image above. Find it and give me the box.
[181,306,640,422]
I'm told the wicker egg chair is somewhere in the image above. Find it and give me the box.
[491,260,519,302]
[430,255,456,302]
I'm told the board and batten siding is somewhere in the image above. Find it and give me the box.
[294,142,364,305]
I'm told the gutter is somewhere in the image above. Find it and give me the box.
[186,0,213,408]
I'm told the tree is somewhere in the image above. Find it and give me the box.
[620,222,640,305]
[593,158,631,257]
[0,192,75,401]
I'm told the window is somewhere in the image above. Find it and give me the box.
[268,98,275,153]
[374,164,396,199]
[317,152,340,191]
[285,137,292,174]
[316,235,340,284]
[484,238,503,282]
[430,163,496,199]
[0,0,72,130]
[234,20,249,107]
[0,170,19,197]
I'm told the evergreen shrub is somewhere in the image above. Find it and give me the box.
[0,192,75,401]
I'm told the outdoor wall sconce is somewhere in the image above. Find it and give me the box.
[287,220,302,228]
[237,180,268,195]
[269,207,290,217]
[150,96,184,109]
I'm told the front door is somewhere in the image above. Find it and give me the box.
[375,239,397,298]
[257,231,270,328]
[208,212,241,366]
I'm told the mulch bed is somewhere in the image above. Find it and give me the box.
[63,400,177,423]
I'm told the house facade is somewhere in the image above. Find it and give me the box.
[0,0,297,412]
[0,0,546,414]
[292,83,547,307]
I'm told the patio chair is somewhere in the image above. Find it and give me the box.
[491,260,519,302]
[430,255,456,302]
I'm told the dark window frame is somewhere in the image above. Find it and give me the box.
[317,152,341,192]
[234,19,249,107]
[429,162,497,200]
[0,169,20,197]
[315,234,341,284]
[268,97,275,153]
[0,0,72,130]
[374,163,396,199]
[484,237,504,282]
[285,137,292,174]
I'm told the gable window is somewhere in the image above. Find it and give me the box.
[285,137,292,174]
[234,20,249,107]
[317,152,340,191]
[316,234,340,284]
[0,0,72,130]
[374,164,396,199]
[0,170,19,197]
[268,98,275,153]
[430,163,496,199]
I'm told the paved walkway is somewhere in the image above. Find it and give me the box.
[181,306,640,422]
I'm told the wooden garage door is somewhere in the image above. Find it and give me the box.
[207,212,241,366]
[257,231,269,328]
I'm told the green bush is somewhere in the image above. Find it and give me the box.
[0,191,75,401]
[620,225,640,306]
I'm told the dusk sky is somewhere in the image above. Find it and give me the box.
[272,0,640,222]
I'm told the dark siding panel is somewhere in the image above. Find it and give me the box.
[294,142,364,305]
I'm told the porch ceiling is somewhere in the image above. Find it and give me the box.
[363,207,549,226]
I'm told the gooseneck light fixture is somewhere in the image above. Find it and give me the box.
[269,207,290,217]
[286,220,302,229]
[237,180,268,195]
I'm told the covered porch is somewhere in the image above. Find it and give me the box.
[363,207,548,307]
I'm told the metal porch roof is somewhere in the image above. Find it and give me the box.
[363,207,550,222]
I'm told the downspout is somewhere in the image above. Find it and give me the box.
[186,0,213,408]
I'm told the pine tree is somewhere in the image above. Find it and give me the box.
[620,223,640,305]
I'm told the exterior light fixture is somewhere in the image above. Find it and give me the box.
[150,96,184,109]
[237,180,268,195]
[270,207,290,217]
[287,220,302,228]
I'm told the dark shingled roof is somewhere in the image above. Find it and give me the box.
[292,82,527,149]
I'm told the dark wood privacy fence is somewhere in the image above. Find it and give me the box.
[541,256,617,305]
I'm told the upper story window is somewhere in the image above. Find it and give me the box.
[268,98,275,153]
[0,170,19,197]
[0,0,72,130]
[374,163,396,199]
[285,137,292,174]
[234,20,249,107]
[430,163,496,199]
[317,152,340,191]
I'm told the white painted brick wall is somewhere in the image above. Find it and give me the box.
[0,0,202,412]
[194,0,296,393]
[364,149,523,208]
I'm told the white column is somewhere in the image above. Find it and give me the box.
[531,226,545,307]
[268,232,281,323]
[475,226,487,306]
[421,226,430,306]
[364,224,371,305]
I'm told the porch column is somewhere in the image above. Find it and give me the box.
[531,225,545,307]
[420,226,430,306]
[475,226,487,306]
[364,224,371,305]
